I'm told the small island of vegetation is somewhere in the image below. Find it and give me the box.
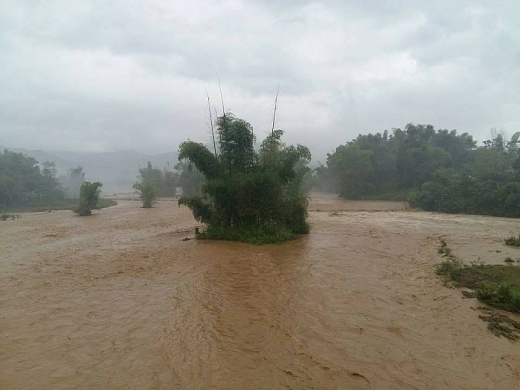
[178,113,311,244]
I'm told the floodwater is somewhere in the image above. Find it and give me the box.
[1,193,519,389]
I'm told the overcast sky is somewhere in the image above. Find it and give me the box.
[1,0,519,160]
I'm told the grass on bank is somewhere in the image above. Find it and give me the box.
[2,198,117,213]
[437,242,520,340]
[437,259,520,313]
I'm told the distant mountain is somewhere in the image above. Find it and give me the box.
[0,145,178,194]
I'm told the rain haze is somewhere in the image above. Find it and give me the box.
[4,2,520,389]
[1,0,519,160]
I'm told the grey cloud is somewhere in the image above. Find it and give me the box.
[0,0,519,160]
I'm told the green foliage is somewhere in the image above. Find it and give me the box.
[505,235,520,246]
[178,113,311,244]
[161,169,178,197]
[134,181,158,208]
[1,213,19,221]
[76,182,103,216]
[198,224,294,244]
[319,124,476,199]
[0,150,64,209]
[513,293,520,312]
[436,259,463,279]
[59,166,85,198]
[175,162,204,197]
[480,314,520,340]
[440,258,520,340]
[133,162,161,208]
[475,282,518,312]
[319,125,520,218]
[438,257,520,313]
[327,143,374,199]
[132,161,178,200]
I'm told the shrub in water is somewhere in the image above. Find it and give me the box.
[75,182,103,216]
[178,113,311,244]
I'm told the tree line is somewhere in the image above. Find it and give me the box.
[0,149,114,214]
[316,125,520,217]
[0,150,65,209]
[6,119,520,240]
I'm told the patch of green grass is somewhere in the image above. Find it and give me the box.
[505,257,515,264]
[436,258,463,279]
[505,235,520,247]
[436,258,520,313]
[437,239,520,340]
[437,238,520,315]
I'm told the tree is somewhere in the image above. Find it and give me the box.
[133,181,157,208]
[327,143,374,199]
[133,161,161,208]
[175,162,204,197]
[402,145,451,187]
[178,113,311,244]
[161,169,178,197]
[75,182,103,216]
[0,152,64,209]
[41,161,65,211]
[60,166,85,198]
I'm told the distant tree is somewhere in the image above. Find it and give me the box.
[471,148,511,180]
[161,169,178,197]
[133,181,157,208]
[320,124,477,200]
[41,161,64,211]
[0,150,44,208]
[402,145,451,187]
[60,166,85,198]
[312,162,337,193]
[327,143,374,199]
[408,131,520,217]
[133,161,161,208]
[75,182,103,216]
[174,162,204,197]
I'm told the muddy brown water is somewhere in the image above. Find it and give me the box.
[1,193,519,389]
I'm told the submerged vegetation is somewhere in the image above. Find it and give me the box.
[315,126,520,218]
[75,182,103,216]
[178,113,311,244]
[437,259,520,313]
[1,213,20,221]
[436,240,520,339]
[133,162,161,208]
[505,235,520,247]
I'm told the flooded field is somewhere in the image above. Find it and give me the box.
[1,193,519,389]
